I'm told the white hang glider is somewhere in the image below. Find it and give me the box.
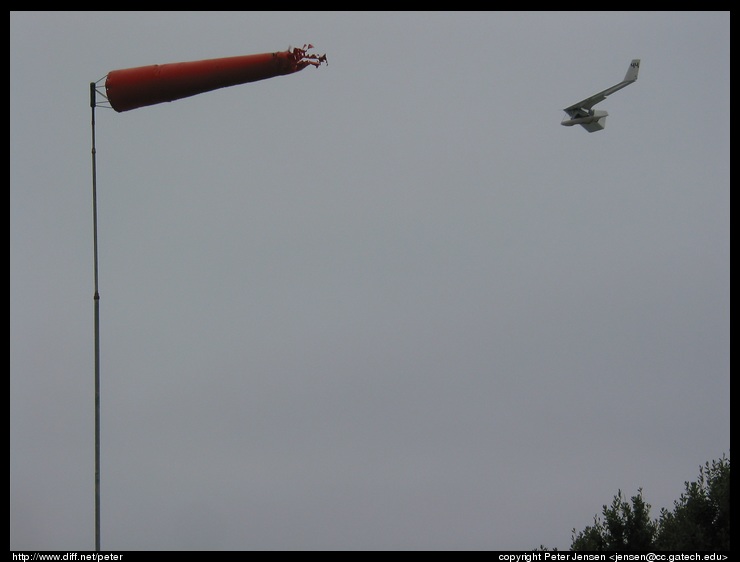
[561,59,640,132]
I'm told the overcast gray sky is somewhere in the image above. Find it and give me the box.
[10,11,730,551]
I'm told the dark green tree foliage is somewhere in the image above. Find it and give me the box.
[653,455,730,551]
[570,489,656,551]
[567,454,729,551]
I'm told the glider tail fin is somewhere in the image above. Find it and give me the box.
[624,59,640,83]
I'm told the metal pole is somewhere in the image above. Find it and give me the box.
[90,82,101,552]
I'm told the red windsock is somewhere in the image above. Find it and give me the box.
[104,45,327,112]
